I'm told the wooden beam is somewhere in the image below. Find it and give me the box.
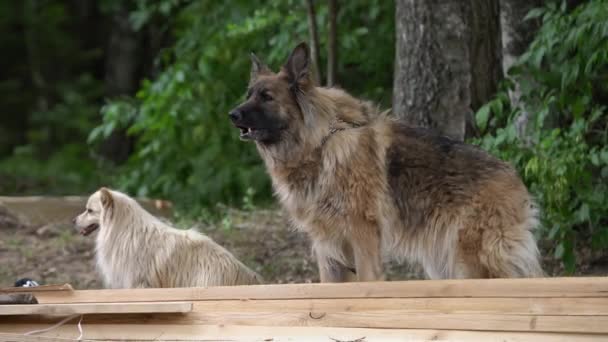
[6,311,608,333]
[0,333,77,342]
[185,297,608,316]
[0,302,192,316]
[0,284,72,294]
[32,277,608,304]
[5,297,605,317]
[1,325,606,342]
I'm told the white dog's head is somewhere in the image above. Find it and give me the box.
[73,187,114,236]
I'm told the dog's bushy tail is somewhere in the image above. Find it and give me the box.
[482,206,544,278]
[234,266,264,285]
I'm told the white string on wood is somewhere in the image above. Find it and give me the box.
[23,314,84,340]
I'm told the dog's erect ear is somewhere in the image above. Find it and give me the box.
[250,52,270,81]
[283,42,310,87]
[99,187,114,210]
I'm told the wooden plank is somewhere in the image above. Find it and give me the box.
[186,297,608,316]
[0,334,79,342]
[0,302,192,316]
[5,311,608,333]
[1,325,606,342]
[7,297,606,316]
[32,277,608,304]
[0,284,73,294]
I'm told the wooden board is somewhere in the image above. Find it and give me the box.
[185,297,608,315]
[0,333,79,342]
[32,277,608,304]
[0,302,192,316]
[0,284,72,294]
[2,277,607,340]
[1,325,607,342]
[6,311,608,333]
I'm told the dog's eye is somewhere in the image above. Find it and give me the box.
[87,209,93,214]
[261,92,273,102]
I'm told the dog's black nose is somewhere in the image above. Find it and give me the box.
[229,109,242,122]
[71,217,76,225]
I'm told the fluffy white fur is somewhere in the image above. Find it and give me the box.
[74,188,262,288]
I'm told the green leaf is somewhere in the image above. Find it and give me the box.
[476,104,491,132]
[524,8,545,21]
[563,246,576,275]
[600,150,608,165]
[554,243,565,259]
[591,153,600,166]
[576,203,590,223]
[548,224,561,239]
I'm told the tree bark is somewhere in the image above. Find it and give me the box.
[99,4,140,164]
[327,0,338,87]
[23,0,48,113]
[392,0,502,141]
[468,1,503,138]
[501,0,543,144]
[305,0,322,85]
[501,0,542,75]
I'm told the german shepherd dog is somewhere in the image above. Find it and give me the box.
[229,42,543,282]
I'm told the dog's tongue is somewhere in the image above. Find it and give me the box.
[80,225,98,236]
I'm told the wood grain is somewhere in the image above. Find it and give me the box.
[33,277,608,304]
[186,297,608,316]
[1,325,606,342]
[0,302,192,316]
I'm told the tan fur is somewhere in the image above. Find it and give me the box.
[231,43,543,282]
[74,189,262,288]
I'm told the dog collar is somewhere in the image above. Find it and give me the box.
[321,119,361,146]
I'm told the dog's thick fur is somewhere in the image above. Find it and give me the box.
[74,188,262,288]
[229,43,543,282]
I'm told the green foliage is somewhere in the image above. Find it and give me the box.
[474,0,608,272]
[0,1,108,195]
[0,143,105,195]
[92,0,394,213]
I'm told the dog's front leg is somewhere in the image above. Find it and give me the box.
[350,225,384,282]
[314,243,356,283]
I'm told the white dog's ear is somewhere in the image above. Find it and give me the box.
[99,187,114,210]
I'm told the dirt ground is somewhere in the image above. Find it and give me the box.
[0,200,605,289]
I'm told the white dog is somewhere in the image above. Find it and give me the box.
[74,188,262,288]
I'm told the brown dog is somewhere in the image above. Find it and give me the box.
[229,42,543,282]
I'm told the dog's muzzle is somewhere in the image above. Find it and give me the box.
[80,223,99,236]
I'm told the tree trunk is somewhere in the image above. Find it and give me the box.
[392,0,502,141]
[305,0,322,85]
[501,0,542,75]
[23,0,48,113]
[99,5,140,164]
[501,0,543,144]
[327,0,338,87]
[468,1,503,138]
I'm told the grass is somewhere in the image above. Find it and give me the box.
[5,237,22,250]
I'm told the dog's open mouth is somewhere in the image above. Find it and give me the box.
[236,125,265,141]
[80,223,99,236]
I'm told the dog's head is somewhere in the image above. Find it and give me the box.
[228,42,313,145]
[73,187,114,236]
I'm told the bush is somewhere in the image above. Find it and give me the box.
[0,74,106,195]
[475,0,608,272]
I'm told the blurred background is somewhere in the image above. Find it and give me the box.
[0,0,606,287]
